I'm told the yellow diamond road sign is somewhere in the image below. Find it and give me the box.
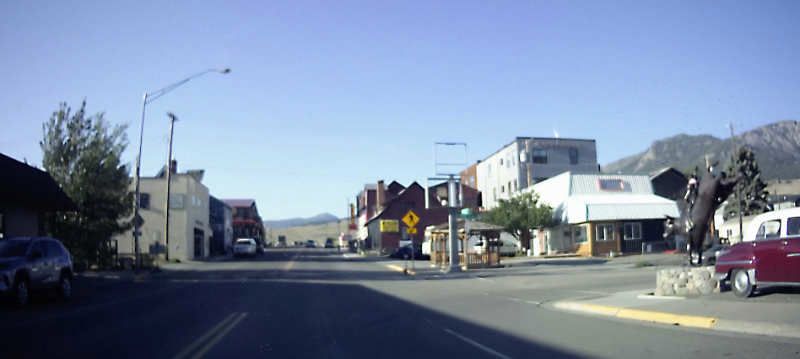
[402,209,420,228]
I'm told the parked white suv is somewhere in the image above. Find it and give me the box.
[233,238,257,257]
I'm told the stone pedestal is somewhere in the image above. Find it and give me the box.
[655,266,719,297]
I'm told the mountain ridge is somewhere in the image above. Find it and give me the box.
[603,120,800,178]
[263,213,340,229]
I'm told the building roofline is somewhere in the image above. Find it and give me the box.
[516,136,596,142]
[479,137,597,163]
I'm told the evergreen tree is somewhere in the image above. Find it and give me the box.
[724,146,770,219]
[40,100,133,267]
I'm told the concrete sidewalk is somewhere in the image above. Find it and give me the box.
[75,269,155,281]
[502,252,684,268]
[552,289,800,340]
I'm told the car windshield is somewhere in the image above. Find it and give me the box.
[0,239,31,258]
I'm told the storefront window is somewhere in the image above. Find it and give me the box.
[624,223,642,240]
[596,224,614,242]
[574,226,587,243]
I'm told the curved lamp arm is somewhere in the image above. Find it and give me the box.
[145,68,231,104]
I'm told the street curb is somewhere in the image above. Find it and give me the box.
[553,301,717,328]
[552,301,800,339]
[384,264,416,276]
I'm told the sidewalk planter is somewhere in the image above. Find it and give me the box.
[656,266,719,296]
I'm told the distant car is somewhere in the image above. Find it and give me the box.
[0,237,74,306]
[305,240,316,248]
[716,207,800,297]
[233,238,257,257]
[324,238,335,248]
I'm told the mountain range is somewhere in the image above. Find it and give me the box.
[263,213,340,229]
[603,120,800,179]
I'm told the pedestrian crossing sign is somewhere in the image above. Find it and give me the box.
[402,210,420,228]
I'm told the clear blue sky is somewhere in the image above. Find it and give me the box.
[2,1,799,219]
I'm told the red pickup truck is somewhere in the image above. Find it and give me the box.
[715,207,800,297]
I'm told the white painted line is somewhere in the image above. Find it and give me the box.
[443,328,512,359]
[636,293,686,300]
[499,296,523,303]
[574,290,610,295]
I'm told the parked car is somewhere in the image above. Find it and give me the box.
[701,242,728,266]
[305,240,316,248]
[390,243,427,259]
[0,237,74,306]
[715,207,800,297]
[324,238,335,248]
[233,238,258,257]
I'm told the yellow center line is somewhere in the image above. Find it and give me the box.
[283,253,298,271]
[189,313,248,359]
[385,264,416,275]
[173,313,239,359]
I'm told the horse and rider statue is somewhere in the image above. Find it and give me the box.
[664,162,741,266]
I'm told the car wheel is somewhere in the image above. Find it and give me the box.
[13,277,30,307]
[732,269,754,298]
[59,274,73,301]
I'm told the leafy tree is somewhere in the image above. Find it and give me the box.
[481,192,554,250]
[41,100,133,268]
[724,146,770,220]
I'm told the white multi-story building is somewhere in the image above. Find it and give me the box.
[477,137,599,209]
[115,163,212,262]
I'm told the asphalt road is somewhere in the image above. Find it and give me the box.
[1,248,799,359]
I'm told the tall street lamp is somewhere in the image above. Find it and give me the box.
[132,68,230,269]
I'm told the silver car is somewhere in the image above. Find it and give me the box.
[0,237,74,306]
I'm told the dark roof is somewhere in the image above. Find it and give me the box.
[209,196,232,209]
[387,181,406,195]
[366,182,442,225]
[0,153,75,211]
[222,199,256,208]
[650,167,687,180]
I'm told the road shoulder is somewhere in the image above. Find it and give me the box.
[551,289,800,340]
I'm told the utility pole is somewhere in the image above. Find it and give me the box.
[430,142,467,273]
[729,123,743,242]
[164,112,178,261]
[132,67,230,269]
[447,175,461,272]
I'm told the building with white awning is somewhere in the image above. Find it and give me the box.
[522,172,679,257]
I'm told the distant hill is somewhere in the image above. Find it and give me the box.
[603,121,800,179]
[263,213,339,229]
[267,220,349,245]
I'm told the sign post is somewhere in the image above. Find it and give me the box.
[426,142,467,273]
[402,210,420,275]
